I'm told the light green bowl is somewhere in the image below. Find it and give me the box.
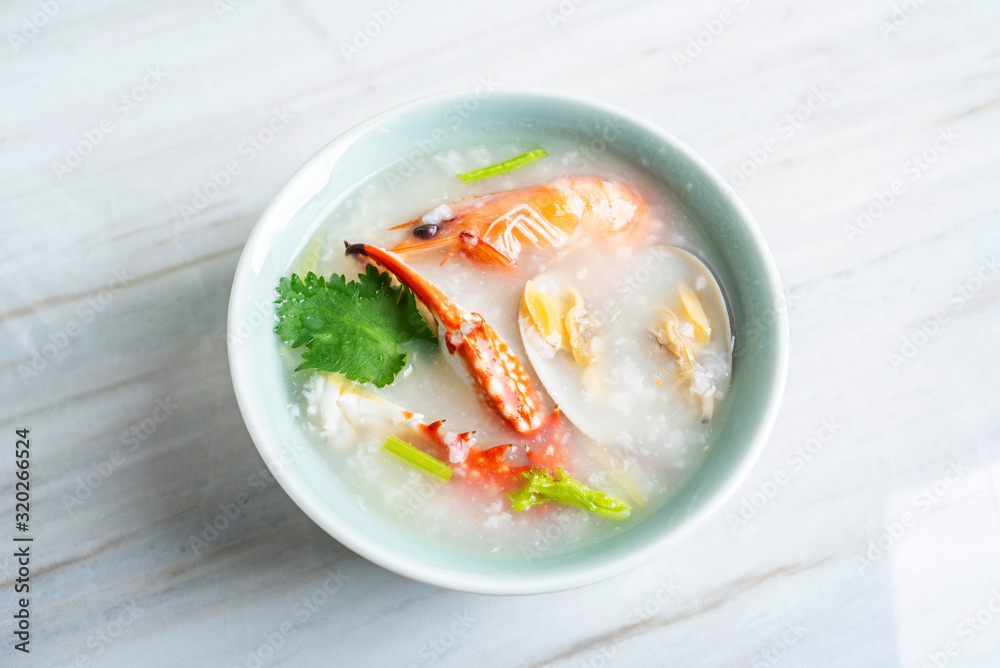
[228,90,788,594]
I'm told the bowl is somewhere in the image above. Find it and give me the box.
[228,90,788,595]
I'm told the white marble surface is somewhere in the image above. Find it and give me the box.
[1,0,999,666]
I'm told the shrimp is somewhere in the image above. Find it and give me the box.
[390,176,645,267]
[345,242,566,471]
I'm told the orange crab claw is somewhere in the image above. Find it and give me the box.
[418,421,530,490]
[522,409,565,472]
[465,445,531,489]
[347,242,544,435]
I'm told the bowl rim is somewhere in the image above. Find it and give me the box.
[228,88,789,595]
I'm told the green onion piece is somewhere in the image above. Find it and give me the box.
[456,148,548,183]
[508,467,631,520]
[382,435,453,481]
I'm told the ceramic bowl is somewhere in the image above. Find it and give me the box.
[228,90,788,594]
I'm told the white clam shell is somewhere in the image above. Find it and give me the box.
[519,245,732,444]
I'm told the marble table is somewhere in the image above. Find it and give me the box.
[2,0,998,666]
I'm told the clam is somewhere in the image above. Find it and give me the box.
[518,246,732,445]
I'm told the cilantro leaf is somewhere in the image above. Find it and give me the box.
[509,468,631,520]
[274,265,437,387]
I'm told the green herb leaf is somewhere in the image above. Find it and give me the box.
[382,435,453,481]
[509,467,631,520]
[456,148,548,183]
[275,265,437,387]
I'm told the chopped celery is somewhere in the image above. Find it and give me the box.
[382,435,453,481]
[508,468,631,520]
[456,148,548,183]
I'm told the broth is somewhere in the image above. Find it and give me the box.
[280,137,731,558]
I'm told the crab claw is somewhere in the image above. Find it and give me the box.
[419,421,530,490]
[346,242,544,436]
[522,409,565,472]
